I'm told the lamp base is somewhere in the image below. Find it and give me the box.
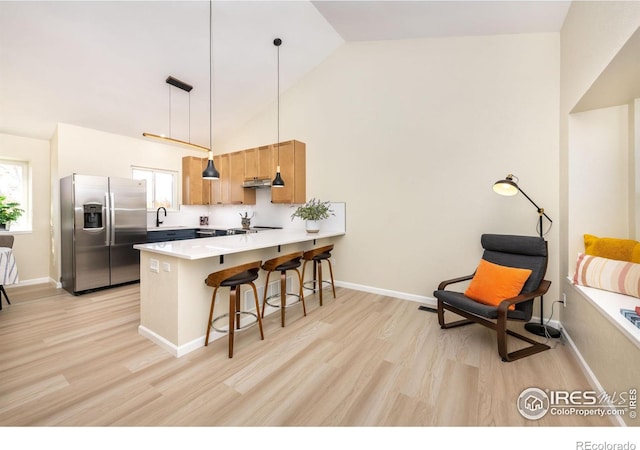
[525,322,561,339]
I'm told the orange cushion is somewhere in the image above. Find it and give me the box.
[464,259,533,310]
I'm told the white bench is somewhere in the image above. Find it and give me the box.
[571,279,640,348]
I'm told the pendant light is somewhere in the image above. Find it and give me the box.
[272,38,285,188]
[143,76,210,152]
[202,0,220,179]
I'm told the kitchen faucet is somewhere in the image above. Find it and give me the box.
[156,207,167,227]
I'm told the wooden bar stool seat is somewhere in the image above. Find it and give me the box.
[204,260,264,358]
[302,244,336,306]
[261,251,306,327]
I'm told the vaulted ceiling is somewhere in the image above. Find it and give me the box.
[0,1,571,148]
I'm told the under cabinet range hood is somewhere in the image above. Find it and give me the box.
[242,178,272,188]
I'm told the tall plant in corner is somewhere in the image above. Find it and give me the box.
[0,195,24,231]
[291,198,334,233]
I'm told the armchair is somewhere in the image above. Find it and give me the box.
[433,234,551,362]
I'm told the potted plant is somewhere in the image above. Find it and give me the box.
[0,195,24,231]
[291,198,334,233]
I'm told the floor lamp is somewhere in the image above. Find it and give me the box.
[493,174,561,339]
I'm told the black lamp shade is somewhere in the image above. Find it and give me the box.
[272,170,285,187]
[202,159,220,180]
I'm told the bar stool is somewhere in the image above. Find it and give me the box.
[261,251,306,327]
[204,260,264,358]
[302,244,336,306]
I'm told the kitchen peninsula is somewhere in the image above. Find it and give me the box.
[134,226,345,357]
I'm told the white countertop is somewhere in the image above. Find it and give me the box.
[134,229,345,260]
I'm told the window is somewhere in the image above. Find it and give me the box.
[132,166,178,211]
[0,158,31,231]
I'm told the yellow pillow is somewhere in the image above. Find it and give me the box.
[584,234,640,263]
[464,259,532,310]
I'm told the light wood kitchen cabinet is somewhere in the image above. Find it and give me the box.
[271,140,306,204]
[244,145,275,181]
[182,156,210,205]
[229,151,256,205]
[212,152,255,205]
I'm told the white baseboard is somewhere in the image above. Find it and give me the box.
[138,325,225,358]
[560,327,626,426]
[335,280,437,307]
[4,277,58,288]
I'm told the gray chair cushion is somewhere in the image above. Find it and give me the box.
[435,290,529,321]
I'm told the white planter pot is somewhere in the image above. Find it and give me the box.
[306,220,320,233]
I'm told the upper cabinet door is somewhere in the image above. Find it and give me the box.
[182,156,209,205]
[244,145,275,181]
[229,151,256,205]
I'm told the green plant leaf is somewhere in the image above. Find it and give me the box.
[290,198,335,221]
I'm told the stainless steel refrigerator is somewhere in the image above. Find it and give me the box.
[60,174,147,294]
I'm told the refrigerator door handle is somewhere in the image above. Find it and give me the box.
[104,192,110,247]
[109,192,116,246]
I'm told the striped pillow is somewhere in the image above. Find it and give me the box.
[573,253,640,298]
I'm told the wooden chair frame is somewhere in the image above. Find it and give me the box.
[436,276,552,362]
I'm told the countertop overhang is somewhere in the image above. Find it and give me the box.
[134,229,345,260]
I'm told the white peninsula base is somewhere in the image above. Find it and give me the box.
[135,230,344,357]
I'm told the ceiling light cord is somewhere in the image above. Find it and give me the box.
[144,76,205,152]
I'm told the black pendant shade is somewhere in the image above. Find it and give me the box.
[272,169,285,187]
[202,154,220,180]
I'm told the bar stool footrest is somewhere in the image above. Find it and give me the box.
[211,311,260,333]
[264,293,303,309]
[303,280,333,291]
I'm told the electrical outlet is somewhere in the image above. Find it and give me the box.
[562,292,567,307]
[150,258,159,273]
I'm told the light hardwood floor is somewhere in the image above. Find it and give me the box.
[0,282,616,427]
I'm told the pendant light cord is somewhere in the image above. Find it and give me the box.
[277,39,280,166]
[209,0,213,152]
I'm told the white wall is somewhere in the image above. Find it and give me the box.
[559,1,640,279]
[0,133,50,283]
[567,105,629,274]
[219,33,560,303]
